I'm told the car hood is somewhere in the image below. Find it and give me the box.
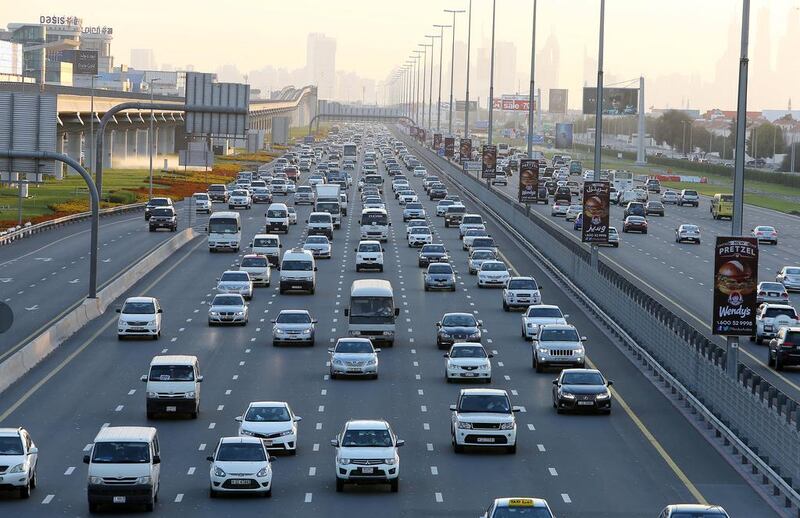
[209,304,246,313]
[218,281,250,289]
[274,323,312,331]
[479,271,509,277]
[88,463,151,478]
[241,421,293,434]
[441,326,479,334]
[304,243,330,250]
[448,358,489,367]
[561,384,607,395]
[421,252,447,258]
[239,266,268,274]
[213,460,268,475]
[455,412,513,424]
[427,273,454,280]
[538,340,581,348]
[524,317,566,325]
[338,446,396,459]
[332,353,376,362]
[119,314,157,323]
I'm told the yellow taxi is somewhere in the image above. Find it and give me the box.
[482,497,555,517]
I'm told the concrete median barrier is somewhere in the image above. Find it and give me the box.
[0,228,198,395]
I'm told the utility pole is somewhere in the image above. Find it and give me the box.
[487,0,497,146]
[464,0,473,139]
[425,34,439,130]
[433,24,451,132]
[444,9,465,135]
[591,0,606,269]
[527,0,538,158]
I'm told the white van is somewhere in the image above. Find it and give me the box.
[307,212,334,240]
[207,211,241,252]
[140,355,203,419]
[251,233,282,267]
[279,248,317,294]
[355,240,384,272]
[345,279,399,346]
[84,426,161,512]
[266,203,289,234]
[360,208,390,242]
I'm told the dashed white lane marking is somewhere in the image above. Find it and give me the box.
[318,405,325,412]
[42,494,55,504]
[435,492,444,503]
[208,423,216,430]
[309,467,317,476]
[198,443,206,451]
[305,492,313,503]
[423,423,430,430]
[316,422,323,430]
[418,389,424,395]
[421,405,427,412]
[537,444,546,452]
[174,493,184,503]
[83,443,93,452]
[232,375,239,380]
[561,493,572,503]
[187,467,196,475]
[510,389,518,396]
[64,467,75,475]
[114,405,124,412]
[430,466,438,475]
[321,389,327,396]
[217,405,224,411]
[313,443,320,452]
[427,443,434,451]
[128,389,136,395]
[548,467,558,476]
[415,374,421,380]
[527,424,536,431]
[161,348,168,353]
[225,389,232,395]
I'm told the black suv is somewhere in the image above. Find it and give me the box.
[436,312,482,349]
[148,207,177,232]
[554,187,571,203]
[768,327,800,371]
[144,197,173,220]
[623,202,646,219]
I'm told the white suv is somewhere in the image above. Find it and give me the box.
[116,297,163,340]
[355,240,384,272]
[0,427,38,498]
[503,276,541,311]
[332,419,404,493]
[450,389,519,453]
[459,214,485,237]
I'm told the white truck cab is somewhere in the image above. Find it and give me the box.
[279,248,317,294]
[251,233,283,267]
[265,203,289,234]
[355,240,385,272]
[140,355,203,419]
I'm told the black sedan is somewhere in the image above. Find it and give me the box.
[429,183,448,200]
[436,312,482,349]
[622,215,648,234]
[424,263,457,292]
[418,244,449,267]
[552,368,612,414]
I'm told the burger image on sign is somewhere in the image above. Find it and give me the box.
[715,260,755,305]
[482,147,496,170]
[584,195,606,225]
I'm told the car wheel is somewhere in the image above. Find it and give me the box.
[336,478,345,492]
[503,301,509,312]
[390,479,399,492]
[89,502,100,513]
[30,470,37,489]
[19,479,31,499]
[767,351,775,367]
[379,266,384,272]
[264,488,272,498]
[535,359,544,373]
[209,487,217,498]
[507,443,517,454]
[775,355,784,371]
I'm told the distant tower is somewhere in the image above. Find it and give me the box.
[789,98,792,111]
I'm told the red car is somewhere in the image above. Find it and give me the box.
[623,215,648,234]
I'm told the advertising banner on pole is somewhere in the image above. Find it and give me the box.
[463,160,481,173]
[418,128,426,143]
[518,159,539,203]
[433,133,442,150]
[549,89,568,113]
[410,127,418,137]
[581,181,610,243]
[459,138,472,161]
[455,100,478,111]
[582,87,639,115]
[481,145,497,179]
[555,123,574,149]
[492,95,534,112]
[712,237,759,336]
[444,137,455,158]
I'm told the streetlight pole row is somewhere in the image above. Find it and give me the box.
[444,9,464,136]
[433,24,451,132]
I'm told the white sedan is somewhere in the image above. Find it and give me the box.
[751,225,778,245]
[477,260,511,288]
[236,401,302,455]
[675,224,701,244]
[407,226,433,247]
[208,437,273,497]
[444,343,492,383]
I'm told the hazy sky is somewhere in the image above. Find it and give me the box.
[7,0,800,110]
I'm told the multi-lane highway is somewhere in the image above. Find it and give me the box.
[0,202,199,363]
[404,138,800,402]
[0,131,775,516]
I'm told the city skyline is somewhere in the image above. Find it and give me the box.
[2,0,799,110]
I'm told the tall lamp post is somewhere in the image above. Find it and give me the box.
[425,34,440,131]
[148,79,160,201]
[591,0,606,268]
[413,51,424,125]
[527,0,538,158]
[464,0,473,139]
[433,24,451,132]
[444,9,465,135]
[418,43,433,129]
[487,0,497,146]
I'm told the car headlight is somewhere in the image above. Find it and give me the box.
[365,358,377,366]
[8,463,25,474]
[213,466,226,477]
[240,429,255,436]
[499,422,515,430]
[537,347,548,353]
[333,358,345,365]
[457,421,472,429]
[439,332,451,338]
[236,311,245,316]
[277,429,294,437]
[560,392,576,399]
[478,364,489,371]
[468,332,481,339]
[209,311,220,316]
[384,457,397,465]
[137,476,152,485]
[256,467,270,478]
[527,322,534,327]
[185,391,196,398]
[576,346,585,355]
[89,476,103,484]
[338,457,350,465]
[146,391,158,398]
[596,391,611,400]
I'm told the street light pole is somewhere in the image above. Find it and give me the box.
[464,0,473,139]
[527,0,538,158]
[148,79,160,201]
[433,24,451,132]
[413,51,424,126]
[425,34,439,131]
[419,43,433,130]
[444,9,464,135]
[487,0,497,146]
[591,0,606,269]
[728,0,752,377]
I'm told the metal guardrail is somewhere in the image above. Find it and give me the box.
[402,131,800,515]
[0,202,145,246]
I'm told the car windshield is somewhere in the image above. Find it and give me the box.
[253,238,278,247]
[527,307,563,318]
[335,341,374,354]
[341,429,393,447]
[194,194,208,200]
[562,371,605,385]
[310,214,332,223]
[209,185,225,192]
[212,295,243,306]
[359,243,381,253]
[482,262,507,272]
[241,257,267,267]
[282,260,313,271]
[466,229,487,236]
[410,227,431,235]
[422,245,445,254]
[149,365,194,381]
[0,437,24,455]
[267,210,287,218]
[458,395,510,413]
[682,225,699,232]
[216,443,266,462]
[508,279,536,290]
[684,190,698,196]
[92,442,150,464]
[149,199,169,206]
[442,314,477,327]
[472,251,496,260]
[755,226,774,232]
[277,313,311,324]
[245,406,291,422]
[763,308,797,319]
[428,264,453,274]
[122,301,155,314]
[209,218,239,234]
[451,346,486,359]
[785,268,800,275]
[221,272,249,282]
[473,238,495,247]
[306,236,329,245]
[540,328,580,342]
[490,507,553,517]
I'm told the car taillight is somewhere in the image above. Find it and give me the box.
[758,291,766,296]
[782,342,794,348]
[782,293,789,298]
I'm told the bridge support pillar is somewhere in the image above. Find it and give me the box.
[136,129,148,159]
[126,129,137,159]
[102,131,113,171]
[66,131,83,176]
[112,129,127,167]
[55,133,66,180]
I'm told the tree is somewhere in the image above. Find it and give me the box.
[652,110,693,150]
[746,122,785,159]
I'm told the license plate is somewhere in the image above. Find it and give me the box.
[230,479,250,485]
[292,285,302,289]
[361,467,374,474]
[347,368,363,373]
[113,496,126,504]
[166,406,177,412]
[462,373,477,377]
[577,401,594,406]
[476,437,495,443]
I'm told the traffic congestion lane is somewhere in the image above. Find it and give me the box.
[401,145,773,516]
[0,201,205,361]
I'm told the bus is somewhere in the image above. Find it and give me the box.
[611,170,634,193]
[343,142,358,161]
[207,211,242,252]
[344,279,399,346]
[360,208,390,242]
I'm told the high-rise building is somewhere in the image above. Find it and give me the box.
[307,33,336,99]
[130,48,155,70]
[494,41,517,94]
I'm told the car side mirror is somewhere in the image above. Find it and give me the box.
[206,455,214,462]
[394,308,400,316]
[157,308,163,314]
[328,347,335,353]
[374,348,382,353]
[312,319,318,324]
[443,353,449,358]
[488,353,494,358]
[314,267,318,271]
[216,278,220,282]
[580,336,587,341]
[234,416,243,422]
[449,404,458,411]
[607,380,613,387]
[477,320,484,327]
[396,439,405,447]
[271,319,277,324]
[512,406,522,413]
[343,309,349,317]
[563,314,570,319]
[330,439,339,447]
[27,446,38,455]
[436,322,442,327]
[204,227,208,232]
[197,376,204,382]
[382,248,385,252]
[354,248,358,252]
[294,416,303,422]
[152,455,161,464]
[115,308,121,313]
[83,454,91,464]
[140,375,147,382]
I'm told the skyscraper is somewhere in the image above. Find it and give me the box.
[307,33,336,99]
[130,48,155,70]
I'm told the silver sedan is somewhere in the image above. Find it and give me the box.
[208,294,248,326]
[328,338,380,379]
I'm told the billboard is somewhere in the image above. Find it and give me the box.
[444,137,455,158]
[492,95,534,112]
[518,159,539,204]
[410,126,419,137]
[712,237,759,336]
[459,138,472,161]
[57,49,98,75]
[481,145,497,179]
[581,182,611,243]
[582,87,639,115]
[185,72,250,138]
[418,128,426,143]
[455,100,478,111]
[555,123,573,149]
[549,88,568,113]
[433,133,442,150]
[0,92,57,178]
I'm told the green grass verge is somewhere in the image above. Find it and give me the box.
[661,182,800,215]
